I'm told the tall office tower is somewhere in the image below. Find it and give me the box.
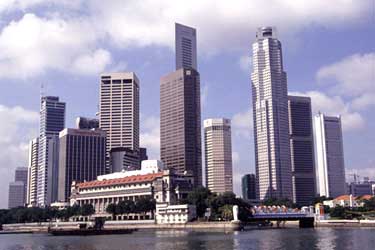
[315,113,346,198]
[160,68,202,186]
[251,27,292,200]
[27,138,39,206]
[14,167,28,204]
[204,118,233,193]
[175,23,197,70]
[242,174,256,200]
[288,96,316,205]
[99,72,140,172]
[76,117,99,130]
[8,182,25,208]
[58,128,106,201]
[160,23,202,186]
[37,96,65,206]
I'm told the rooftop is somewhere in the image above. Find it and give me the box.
[77,172,164,189]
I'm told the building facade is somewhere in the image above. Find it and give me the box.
[70,161,194,217]
[160,68,202,186]
[76,117,99,130]
[8,182,25,208]
[204,118,233,193]
[251,27,292,200]
[14,167,28,204]
[242,174,256,200]
[37,96,66,206]
[315,113,346,198]
[175,23,197,70]
[288,96,316,206]
[58,128,107,201]
[99,72,140,172]
[348,182,372,197]
[27,138,39,206]
[110,147,140,172]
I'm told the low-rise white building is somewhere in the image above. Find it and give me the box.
[323,195,373,208]
[155,204,196,224]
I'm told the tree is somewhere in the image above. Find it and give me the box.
[80,204,95,217]
[135,198,156,214]
[106,203,118,220]
[186,187,212,218]
[364,197,375,211]
[118,200,135,215]
[218,205,233,221]
[330,205,346,218]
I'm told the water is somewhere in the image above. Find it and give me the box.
[1,228,375,250]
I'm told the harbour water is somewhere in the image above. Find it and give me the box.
[1,228,375,250]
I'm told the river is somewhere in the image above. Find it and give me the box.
[1,228,375,250]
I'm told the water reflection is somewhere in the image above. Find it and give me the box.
[1,228,375,250]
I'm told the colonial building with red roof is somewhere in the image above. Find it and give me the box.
[70,166,194,219]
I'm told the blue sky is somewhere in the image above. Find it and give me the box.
[0,0,374,208]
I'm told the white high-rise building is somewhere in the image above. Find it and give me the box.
[204,118,233,193]
[100,72,140,172]
[37,96,65,206]
[27,137,39,206]
[315,113,346,198]
[251,27,292,200]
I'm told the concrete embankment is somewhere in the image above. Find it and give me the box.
[317,220,375,227]
[1,221,242,233]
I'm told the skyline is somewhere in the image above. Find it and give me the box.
[0,1,374,208]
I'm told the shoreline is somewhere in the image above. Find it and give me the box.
[0,221,243,234]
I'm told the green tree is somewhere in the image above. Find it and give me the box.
[118,200,136,215]
[106,203,118,220]
[80,204,95,217]
[330,205,346,218]
[186,187,212,218]
[218,205,233,221]
[364,197,375,211]
[135,198,156,214]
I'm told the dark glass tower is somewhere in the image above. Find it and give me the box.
[288,95,316,205]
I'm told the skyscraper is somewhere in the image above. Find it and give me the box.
[251,27,292,200]
[175,23,197,70]
[8,182,25,208]
[242,174,256,200]
[315,113,346,198]
[37,96,66,206]
[27,138,39,206]
[288,96,316,205]
[160,23,202,186]
[58,128,106,201]
[8,167,28,208]
[160,68,202,186]
[204,118,233,193]
[99,72,140,172]
[15,167,28,204]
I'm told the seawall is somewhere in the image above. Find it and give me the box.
[1,221,242,233]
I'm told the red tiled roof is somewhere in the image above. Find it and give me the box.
[334,194,374,201]
[77,172,164,189]
[356,195,373,200]
[334,195,352,201]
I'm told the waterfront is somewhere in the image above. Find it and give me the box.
[1,228,375,250]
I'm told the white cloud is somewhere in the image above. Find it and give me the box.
[72,49,112,75]
[346,167,375,182]
[351,94,375,111]
[0,1,371,78]
[0,13,113,78]
[232,108,253,138]
[0,104,39,208]
[140,116,160,159]
[289,91,365,132]
[317,53,375,98]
